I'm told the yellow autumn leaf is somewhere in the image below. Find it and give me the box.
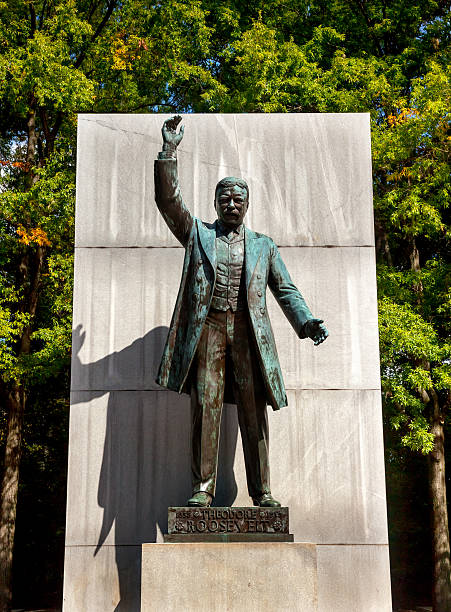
[17,225,51,247]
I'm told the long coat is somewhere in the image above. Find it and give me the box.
[154,159,314,411]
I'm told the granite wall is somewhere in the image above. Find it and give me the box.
[63,113,392,611]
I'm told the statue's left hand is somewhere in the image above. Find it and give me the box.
[305,318,329,345]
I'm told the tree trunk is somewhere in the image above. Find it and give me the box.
[0,243,42,609]
[0,386,25,612]
[429,394,451,611]
[0,96,40,611]
[25,108,38,187]
[408,237,451,609]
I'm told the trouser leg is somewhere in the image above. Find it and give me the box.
[229,311,270,500]
[191,312,226,496]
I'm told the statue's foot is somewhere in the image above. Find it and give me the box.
[187,491,213,507]
[252,493,281,508]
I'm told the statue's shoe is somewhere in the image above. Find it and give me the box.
[252,493,281,507]
[187,491,213,507]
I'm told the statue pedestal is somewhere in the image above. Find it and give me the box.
[141,542,317,611]
[141,506,304,610]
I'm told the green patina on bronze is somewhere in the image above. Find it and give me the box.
[154,116,329,508]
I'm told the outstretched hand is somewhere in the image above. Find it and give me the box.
[162,115,184,147]
[305,318,329,346]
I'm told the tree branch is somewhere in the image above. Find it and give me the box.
[38,0,47,30]
[87,0,103,22]
[350,0,384,56]
[29,1,36,35]
[38,107,50,144]
[74,0,119,69]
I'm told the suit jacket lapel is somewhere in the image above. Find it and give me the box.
[197,219,216,272]
[245,226,263,289]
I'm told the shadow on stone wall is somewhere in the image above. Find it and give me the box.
[71,325,239,611]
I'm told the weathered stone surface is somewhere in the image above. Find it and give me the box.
[317,544,392,612]
[141,542,318,611]
[63,542,391,612]
[71,246,380,392]
[65,389,387,547]
[76,113,374,248]
[267,389,388,545]
[65,390,191,547]
[168,506,290,535]
[63,545,141,612]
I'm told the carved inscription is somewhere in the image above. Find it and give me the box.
[168,507,289,535]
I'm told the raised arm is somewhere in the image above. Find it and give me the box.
[154,116,193,247]
[268,241,329,345]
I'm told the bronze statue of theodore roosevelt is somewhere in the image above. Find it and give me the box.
[154,116,328,508]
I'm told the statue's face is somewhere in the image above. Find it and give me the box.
[214,185,248,227]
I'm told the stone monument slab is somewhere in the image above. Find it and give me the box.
[76,113,374,248]
[65,389,388,547]
[70,246,380,392]
[64,113,392,611]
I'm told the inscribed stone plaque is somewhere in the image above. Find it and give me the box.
[168,506,290,535]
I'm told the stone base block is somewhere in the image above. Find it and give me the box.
[141,542,317,611]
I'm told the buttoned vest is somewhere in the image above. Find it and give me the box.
[210,233,246,311]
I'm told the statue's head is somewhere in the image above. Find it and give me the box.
[214,177,249,228]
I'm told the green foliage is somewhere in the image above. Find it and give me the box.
[372,55,450,453]
[0,146,75,387]
[0,0,449,606]
[0,2,94,116]
[0,295,30,386]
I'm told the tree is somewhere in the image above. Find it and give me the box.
[192,5,450,608]
[0,1,227,607]
[0,0,449,608]
[375,63,450,610]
